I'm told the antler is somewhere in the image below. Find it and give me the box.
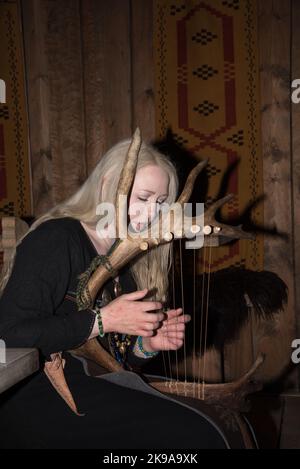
[44,128,260,415]
[71,337,265,411]
[149,353,265,411]
[78,128,253,310]
[115,127,141,236]
[202,194,255,246]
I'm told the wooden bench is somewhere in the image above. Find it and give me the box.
[0,348,39,394]
[0,217,39,393]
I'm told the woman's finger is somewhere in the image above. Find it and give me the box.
[138,330,154,337]
[165,339,184,350]
[142,312,165,323]
[141,301,163,312]
[160,331,185,339]
[122,289,149,301]
[164,308,183,319]
[144,321,160,331]
[161,323,185,332]
[163,314,191,325]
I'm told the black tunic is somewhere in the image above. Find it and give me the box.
[0,217,226,449]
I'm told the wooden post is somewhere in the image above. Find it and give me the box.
[131,0,156,142]
[80,0,132,170]
[291,0,300,387]
[22,0,87,213]
[258,0,297,388]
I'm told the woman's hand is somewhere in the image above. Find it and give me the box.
[100,289,164,337]
[141,308,191,352]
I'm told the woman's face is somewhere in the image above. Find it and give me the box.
[128,164,169,232]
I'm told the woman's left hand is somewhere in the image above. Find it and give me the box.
[142,308,191,352]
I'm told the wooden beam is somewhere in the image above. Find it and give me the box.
[21,0,52,215]
[22,0,87,213]
[130,0,156,143]
[291,0,300,382]
[258,0,297,388]
[80,0,132,171]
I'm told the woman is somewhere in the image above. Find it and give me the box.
[0,138,227,449]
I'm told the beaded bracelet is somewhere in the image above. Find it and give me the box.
[135,335,159,358]
[93,306,105,338]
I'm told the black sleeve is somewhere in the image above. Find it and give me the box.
[0,222,96,360]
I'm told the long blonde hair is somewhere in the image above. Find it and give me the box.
[0,138,179,303]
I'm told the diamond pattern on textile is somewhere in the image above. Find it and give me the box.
[193,65,218,80]
[206,163,221,177]
[0,201,14,216]
[173,133,188,146]
[192,29,218,46]
[170,4,186,16]
[227,130,244,146]
[0,106,9,120]
[222,0,240,10]
[193,100,219,116]
[178,64,188,84]
[224,62,235,81]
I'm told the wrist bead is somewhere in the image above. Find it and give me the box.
[136,336,159,358]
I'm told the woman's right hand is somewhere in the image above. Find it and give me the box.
[100,289,164,337]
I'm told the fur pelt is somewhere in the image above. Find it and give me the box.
[172,268,288,352]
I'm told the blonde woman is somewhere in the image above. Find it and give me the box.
[0,138,226,449]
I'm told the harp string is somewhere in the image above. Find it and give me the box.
[198,245,207,399]
[156,236,213,401]
[172,241,179,390]
[179,239,187,391]
[192,246,197,397]
[147,249,169,385]
[164,247,173,386]
[202,244,212,400]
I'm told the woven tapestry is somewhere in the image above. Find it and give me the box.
[0,0,31,268]
[0,0,32,218]
[154,0,263,272]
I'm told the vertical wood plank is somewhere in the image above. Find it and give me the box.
[80,0,132,171]
[22,0,87,213]
[279,395,300,448]
[258,0,297,387]
[223,319,255,382]
[130,0,156,143]
[44,0,86,206]
[21,0,52,215]
[291,0,300,381]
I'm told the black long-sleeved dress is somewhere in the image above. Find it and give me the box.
[0,217,226,449]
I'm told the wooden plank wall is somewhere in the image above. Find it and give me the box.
[21,0,155,216]
[21,0,300,389]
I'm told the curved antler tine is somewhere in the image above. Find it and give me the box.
[236,353,265,385]
[201,193,255,242]
[205,193,234,218]
[176,159,208,205]
[115,127,142,235]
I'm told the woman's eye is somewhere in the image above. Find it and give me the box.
[138,197,148,202]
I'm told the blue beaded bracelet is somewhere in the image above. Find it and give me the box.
[93,306,105,338]
[136,335,159,358]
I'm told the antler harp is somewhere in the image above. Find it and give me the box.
[45,128,263,415]
[78,128,254,309]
